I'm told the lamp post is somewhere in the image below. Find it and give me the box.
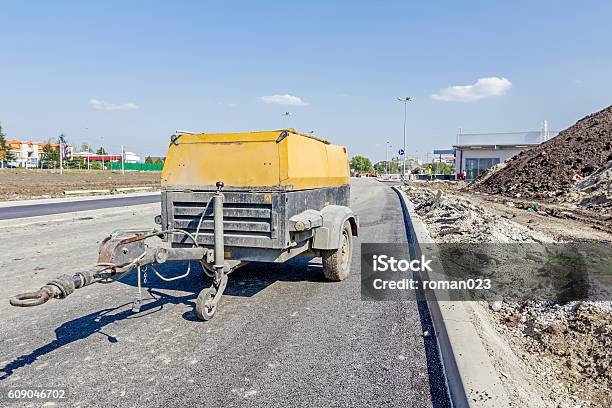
[100,135,105,170]
[59,134,65,175]
[385,141,391,175]
[396,97,414,177]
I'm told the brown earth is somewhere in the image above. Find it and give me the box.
[0,169,161,200]
[471,105,612,202]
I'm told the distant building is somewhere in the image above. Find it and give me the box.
[124,151,140,163]
[6,139,73,168]
[432,149,455,166]
[454,123,558,180]
[72,151,122,162]
[73,151,141,163]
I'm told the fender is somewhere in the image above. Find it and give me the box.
[312,205,359,250]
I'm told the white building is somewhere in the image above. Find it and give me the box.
[124,151,140,163]
[454,124,558,180]
[6,139,74,168]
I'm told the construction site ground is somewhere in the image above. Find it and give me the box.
[433,180,610,240]
[401,181,611,408]
[0,169,161,201]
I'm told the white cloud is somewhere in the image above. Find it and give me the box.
[259,94,307,106]
[432,77,512,102]
[89,98,139,111]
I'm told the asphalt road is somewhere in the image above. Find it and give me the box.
[0,194,160,220]
[0,179,449,407]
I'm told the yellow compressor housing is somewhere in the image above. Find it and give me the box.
[161,129,349,190]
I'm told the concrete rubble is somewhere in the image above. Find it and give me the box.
[401,184,612,408]
[576,159,612,212]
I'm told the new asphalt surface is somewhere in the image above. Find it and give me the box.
[0,194,160,220]
[0,179,449,407]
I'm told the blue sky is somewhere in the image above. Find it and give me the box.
[1,1,611,162]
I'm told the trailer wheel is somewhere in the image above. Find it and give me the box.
[321,220,352,281]
[195,287,217,321]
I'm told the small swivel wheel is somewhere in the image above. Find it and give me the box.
[195,287,217,321]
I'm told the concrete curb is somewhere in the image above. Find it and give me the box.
[392,186,511,408]
[64,189,111,195]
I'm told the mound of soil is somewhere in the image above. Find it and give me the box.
[472,106,612,200]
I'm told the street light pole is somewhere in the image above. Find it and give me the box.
[397,97,413,177]
[385,141,391,175]
[59,134,64,175]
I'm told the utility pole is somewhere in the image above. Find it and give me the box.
[59,134,65,175]
[100,135,105,170]
[397,97,414,178]
[385,141,391,175]
[121,145,125,175]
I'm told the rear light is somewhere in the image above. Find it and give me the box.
[343,147,347,154]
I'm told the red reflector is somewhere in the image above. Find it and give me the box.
[343,147,347,153]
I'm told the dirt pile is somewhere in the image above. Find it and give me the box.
[472,105,612,200]
[469,161,506,189]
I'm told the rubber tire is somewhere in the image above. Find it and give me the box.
[321,220,353,281]
[195,287,217,321]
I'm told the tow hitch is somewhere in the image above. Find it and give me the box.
[10,181,241,321]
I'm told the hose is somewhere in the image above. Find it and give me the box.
[193,197,213,246]
[148,262,192,282]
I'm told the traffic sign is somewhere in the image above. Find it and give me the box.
[398,148,405,156]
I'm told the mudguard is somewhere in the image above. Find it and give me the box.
[312,205,359,250]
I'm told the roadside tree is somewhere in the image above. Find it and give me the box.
[41,142,60,168]
[350,155,373,173]
[430,162,454,175]
[0,123,16,162]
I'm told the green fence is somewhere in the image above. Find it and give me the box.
[109,162,164,171]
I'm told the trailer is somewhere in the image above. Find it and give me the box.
[10,129,359,320]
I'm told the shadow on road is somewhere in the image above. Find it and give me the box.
[0,256,324,381]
